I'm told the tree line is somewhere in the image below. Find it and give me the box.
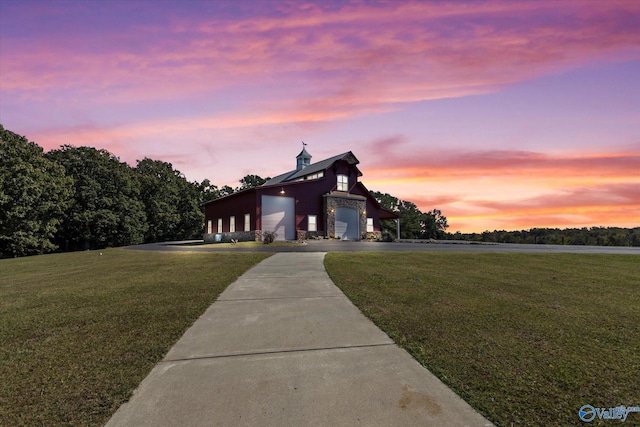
[6,124,633,258]
[0,125,270,258]
[2,124,452,258]
[446,227,640,247]
[371,191,449,240]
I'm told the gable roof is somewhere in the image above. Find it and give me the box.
[262,151,361,186]
[354,181,400,220]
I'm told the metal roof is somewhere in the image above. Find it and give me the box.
[262,152,360,186]
[296,147,312,159]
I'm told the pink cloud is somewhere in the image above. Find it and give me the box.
[362,140,639,231]
[3,1,639,233]
[473,183,640,212]
[3,0,639,118]
[408,182,640,232]
[364,141,640,180]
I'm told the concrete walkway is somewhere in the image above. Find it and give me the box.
[107,253,493,426]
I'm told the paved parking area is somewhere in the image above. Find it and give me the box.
[129,239,640,255]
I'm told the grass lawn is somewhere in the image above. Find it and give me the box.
[0,248,270,426]
[324,252,640,426]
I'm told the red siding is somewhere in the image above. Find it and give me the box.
[204,190,257,232]
[256,159,361,233]
[351,181,396,232]
[202,156,391,236]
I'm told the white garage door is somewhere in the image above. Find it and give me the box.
[335,207,359,240]
[261,195,295,240]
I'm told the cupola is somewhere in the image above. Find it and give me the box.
[296,143,312,170]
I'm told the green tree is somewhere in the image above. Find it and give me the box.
[237,174,270,191]
[199,175,265,205]
[46,146,147,251]
[0,125,73,257]
[445,227,640,246]
[371,191,400,211]
[198,179,221,204]
[371,190,448,239]
[421,208,449,239]
[397,200,424,239]
[135,158,203,242]
[219,185,235,198]
[371,191,400,238]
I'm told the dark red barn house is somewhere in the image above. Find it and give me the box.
[203,148,398,242]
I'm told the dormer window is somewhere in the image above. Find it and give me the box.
[337,174,348,191]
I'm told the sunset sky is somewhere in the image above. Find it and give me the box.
[1,0,639,233]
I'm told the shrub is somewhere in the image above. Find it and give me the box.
[263,231,277,244]
[381,232,394,242]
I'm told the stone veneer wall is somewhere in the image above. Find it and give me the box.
[365,231,383,240]
[323,193,367,240]
[298,230,324,240]
[203,230,258,243]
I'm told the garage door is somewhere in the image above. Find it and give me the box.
[261,195,295,240]
[335,207,359,240]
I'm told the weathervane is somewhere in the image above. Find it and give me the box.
[302,141,307,148]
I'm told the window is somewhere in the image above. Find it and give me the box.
[207,220,212,234]
[366,217,374,233]
[217,218,223,233]
[337,174,348,191]
[308,215,317,232]
[229,216,235,232]
[295,171,325,182]
[306,171,324,180]
[244,213,251,231]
